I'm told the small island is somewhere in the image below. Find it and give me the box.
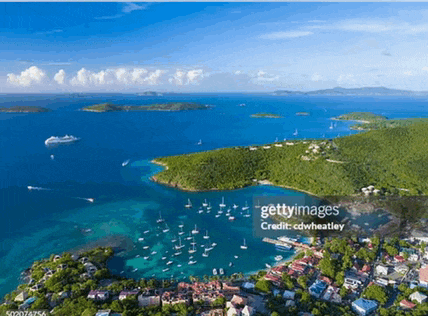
[296,112,310,116]
[251,113,282,118]
[81,102,209,113]
[137,91,163,96]
[0,106,51,113]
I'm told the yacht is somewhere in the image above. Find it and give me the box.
[198,208,204,214]
[215,214,220,218]
[242,201,250,211]
[122,159,130,167]
[202,249,209,257]
[275,255,283,261]
[174,251,182,256]
[143,256,150,260]
[219,197,226,208]
[229,262,233,267]
[234,255,239,259]
[211,242,217,247]
[45,135,79,146]
[202,199,208,207]
[218,209,223,214]
[166,260,173,265]
[50,154,55,160]
[143,246,149,250]
[197,139,202,145]
[190,237,197,245]
[213,268,218,275]
[151,251,157,255]
[156,212,165,224]
[161,256,167,260]
[178,223,184,228]
[175,237,184,250]
[162,268,170,272]
[232,204,239,209]
[188,243,197,254]
[219,268,224,275]
[229,216,236,221]
[185,199,192,208]
[138,237,144,242]
[185,232,193,241]
[265,263,272,269]
[177,264,182,268]
[178,226,185,235]
[329,122,334,129]
[171,236,177,243]
[240,238,248,250]
[191,224,199,234]
[162,224,170,233]
[143,230,150,234]
[203,230,209,239]
[188,260,197,265]
[293,129,298,136]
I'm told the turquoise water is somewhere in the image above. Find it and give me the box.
[1,93,428,297]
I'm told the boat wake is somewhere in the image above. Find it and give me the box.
[27,186,52,191]
[27,186,94,203]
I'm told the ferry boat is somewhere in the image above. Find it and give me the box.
[219,197,226,208]
[185,199,192,208]
[213,268,218,275]
[122,159,130,167]
[278,236,298,243]
[202,199,208,207]
[191,224,199,234]
[240,238,248,250]
[45,135,79,146]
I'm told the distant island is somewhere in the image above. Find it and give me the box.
[251,113,282,118]
[81,102,209,112]
[333,112,428,130]
[296,112,310,116]
[0,106,50,113]
[137,91,163,96]
[273,86,428,96]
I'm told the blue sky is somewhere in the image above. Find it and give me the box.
[2,2,428,92]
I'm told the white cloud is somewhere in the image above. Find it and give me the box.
[308,20,326,23]
[36,29,63,35]
[260,31,313,40]
[122,3,148,13]
[253,70,279,82]
[7,66,46,87]
[311,73,322,82]
[70,68,111,86]
[169,69,205,85]
[54,69,66,84]
[422,67,428,72]
[144,70,166,85]
[403,71,413,76]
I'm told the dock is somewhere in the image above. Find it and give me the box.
[262,237,310,249]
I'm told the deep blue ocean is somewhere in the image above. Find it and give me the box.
[1,93,428,297]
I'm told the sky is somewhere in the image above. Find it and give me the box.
[2,2,428,92]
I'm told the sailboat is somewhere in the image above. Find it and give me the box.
[202,199,208,207]
[232,203,239,209]
[156,212,165,224]
[197,139,202,145]
[162,224,170,233]
[219,197,226,208]
[191,224,199,234]
[185,199,192,208]
[122,159,130,167]
[175,237,184,250]
[243,209,251,218]
[255,200,261,209]
[178,226,185,235]
[203,230,209,239]
[242,201,249,211]
[202,248,209,257]
[293,129,298,136]
[329,122,334,129]
[190,237,197,245]
[207,203,212,210]
[185,232,192,240]
[188,243,197,254]
[240,238,248,250]
[198,208,204,214]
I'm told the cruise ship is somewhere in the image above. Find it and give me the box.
[45,135,79,146]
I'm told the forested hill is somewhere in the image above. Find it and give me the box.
[153,120,428,196]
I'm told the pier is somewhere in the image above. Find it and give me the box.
[262,237,310,249]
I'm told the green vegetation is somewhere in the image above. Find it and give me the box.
[251,113,282,118]
[0,105,50,113]
[81,102,208,112]
[333,112,387,123]
[152,119,428,204]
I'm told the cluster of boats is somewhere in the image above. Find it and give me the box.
[185,197,254,221]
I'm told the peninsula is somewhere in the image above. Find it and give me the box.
[81,102,209,112]
[273,86,428,96]
[0,105,50,113]
[251,113,282,118]
[152,113,428,199]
